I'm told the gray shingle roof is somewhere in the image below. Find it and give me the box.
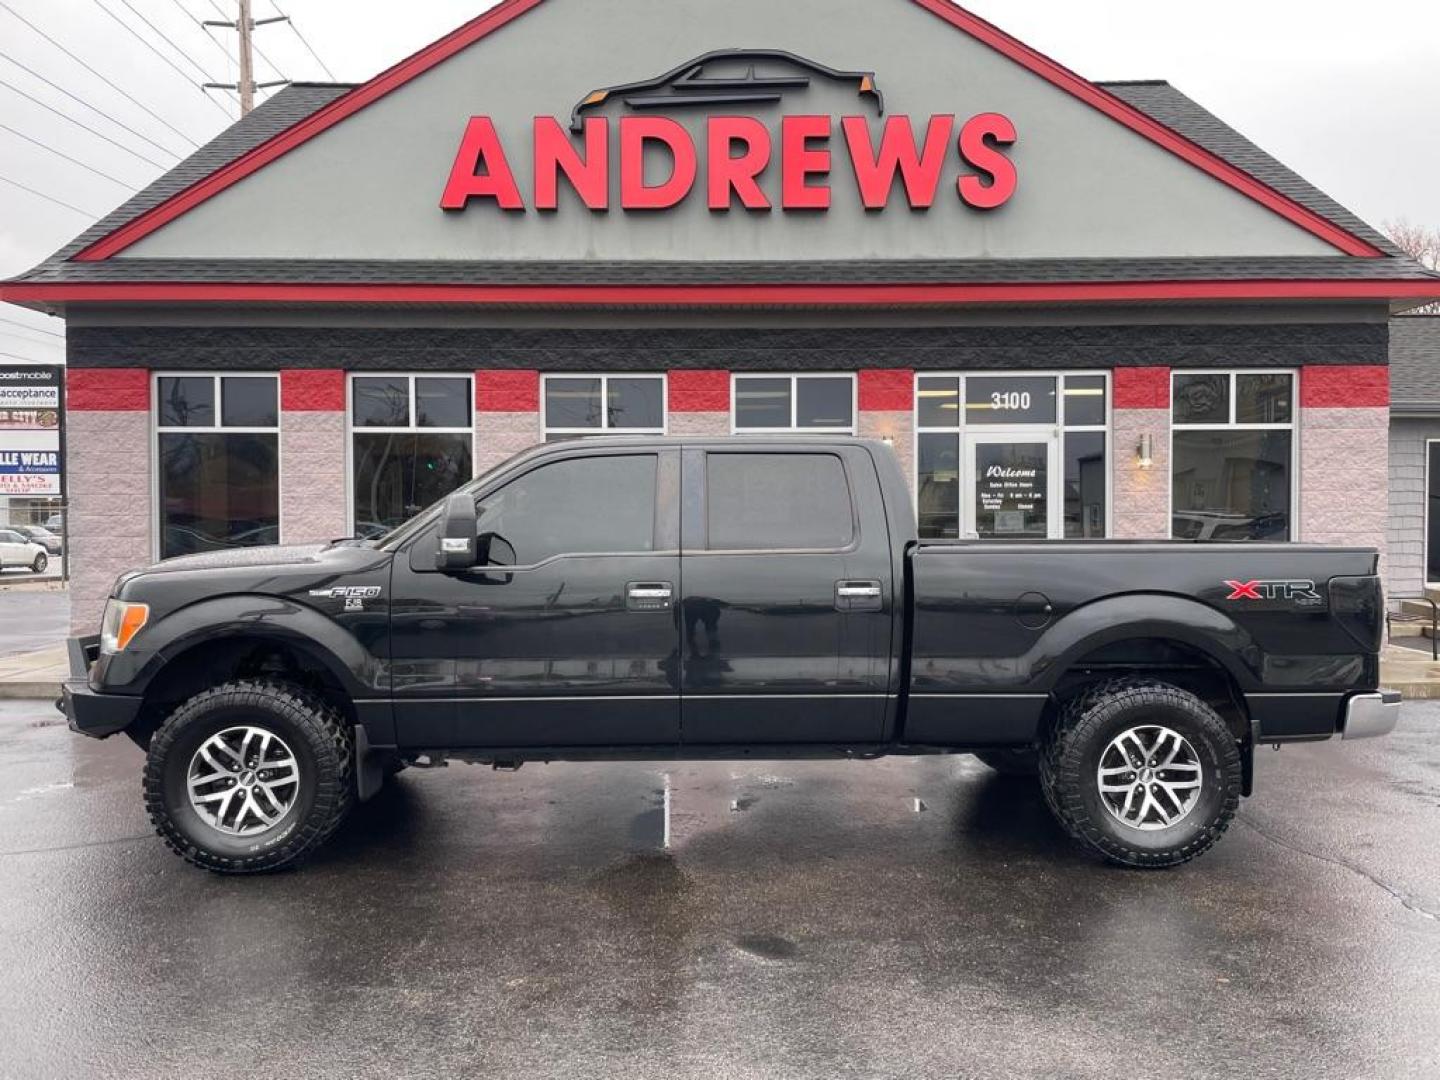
[1098,81,1403,258]
[5,79,1437,292]
[1391,316,1440,411]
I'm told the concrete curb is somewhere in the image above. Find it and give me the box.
[0,683,61,701]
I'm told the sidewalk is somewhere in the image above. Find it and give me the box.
[0,644,67,699]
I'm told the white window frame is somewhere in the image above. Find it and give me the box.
[541,373,668,438]
[912,370,1113,540]
[730,373,857,435]
[1168,369,1299,542]
[151,372,282,561]
[345,372,476,534]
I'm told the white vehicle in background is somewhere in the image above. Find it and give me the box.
[0,529,49,573]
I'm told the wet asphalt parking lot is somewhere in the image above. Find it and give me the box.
[1,699,1437,1080]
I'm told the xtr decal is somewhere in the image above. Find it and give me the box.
[1223,579,1322,605]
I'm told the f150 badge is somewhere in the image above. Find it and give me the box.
[1223,579,1323,606]
[308,586,383,612]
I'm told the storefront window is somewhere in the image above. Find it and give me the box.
[155,374,279,559]
[543,374,665,440]
[1171,371,1294,541]
[916,373,1108,540]
[351,374,473,537]
[733,374,855,432]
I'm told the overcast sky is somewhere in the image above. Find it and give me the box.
[2,0,1437,364]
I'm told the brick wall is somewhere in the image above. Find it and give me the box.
[279,369,347,544]
[667,370,729,436]
[857,369,914,490]
[1298,366,1389,569]
[475,370,541,475]
[1110,367,1170,539]
[66,369,151,633]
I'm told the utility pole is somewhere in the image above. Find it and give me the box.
[204,1,291,117]
[237,0,254,116]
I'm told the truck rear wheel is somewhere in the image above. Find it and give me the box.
[142,680,354,874]
[1039,678,1241,869]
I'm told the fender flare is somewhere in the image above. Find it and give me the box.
[1031,592,1260,695]
[104,594,381,699]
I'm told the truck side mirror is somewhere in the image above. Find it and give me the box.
[476,532,516,567]
[436,493,478,570]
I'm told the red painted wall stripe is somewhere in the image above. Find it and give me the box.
[1300,365,1389,409]
[280,368,345,411]
[66,368,149,411]
[858,369,914,411]
[668,369,729,412]
[1113,367,1171,410]
[6,280,1439,308]
[476,369,538,412]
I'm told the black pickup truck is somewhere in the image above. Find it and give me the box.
[61,436,1397,874]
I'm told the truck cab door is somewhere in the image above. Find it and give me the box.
[678,445,895,745]
[390,447,681,749]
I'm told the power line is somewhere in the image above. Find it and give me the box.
[90,0,237,119]
[0,0,202,149]
[0,173,102,218]
[205,0,288,83]
[271,2,335,81]
[0,330,64,350]
[0,317,64,339]
[0,78,172,170]
[0,52,183,162]
[0,122,138,190]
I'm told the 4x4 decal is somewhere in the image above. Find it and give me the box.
[1223,579,1322,604]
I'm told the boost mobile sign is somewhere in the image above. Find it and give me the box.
[0,366,63,496]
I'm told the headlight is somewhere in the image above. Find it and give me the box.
[100,600,150,654]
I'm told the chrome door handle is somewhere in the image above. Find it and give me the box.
[835,579,884,612]
[626,581,673,611]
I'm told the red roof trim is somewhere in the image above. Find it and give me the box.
[908,0,1381,257]
[6,280,1440,307]
[69,0,1383,263]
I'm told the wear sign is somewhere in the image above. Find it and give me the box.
[0,366,63,495]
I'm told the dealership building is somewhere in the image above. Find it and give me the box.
[2,0,1439,631]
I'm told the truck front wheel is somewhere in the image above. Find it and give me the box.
[142,680,354,873]
[1039,679,1242,869]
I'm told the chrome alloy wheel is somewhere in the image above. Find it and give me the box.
[1096,724,1203,831]
[186,726,301,837]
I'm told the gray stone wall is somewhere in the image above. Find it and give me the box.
[1298,407,1390,572]
[1388,417,1440,597]
[68,410,151,633]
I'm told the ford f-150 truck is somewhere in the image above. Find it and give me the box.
[60,437,1397,874]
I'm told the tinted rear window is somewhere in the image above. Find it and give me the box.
[706,453,854,550]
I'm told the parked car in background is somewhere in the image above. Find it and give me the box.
[43,513,63,532]
[17,525,62,555]
[0,529,48,573]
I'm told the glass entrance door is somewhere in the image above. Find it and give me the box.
[964,432,1059,539]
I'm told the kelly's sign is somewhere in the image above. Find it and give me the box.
[441,112,1017,214]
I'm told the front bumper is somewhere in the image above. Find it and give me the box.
[57,634,141,739]
[1340,689,1401,741]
